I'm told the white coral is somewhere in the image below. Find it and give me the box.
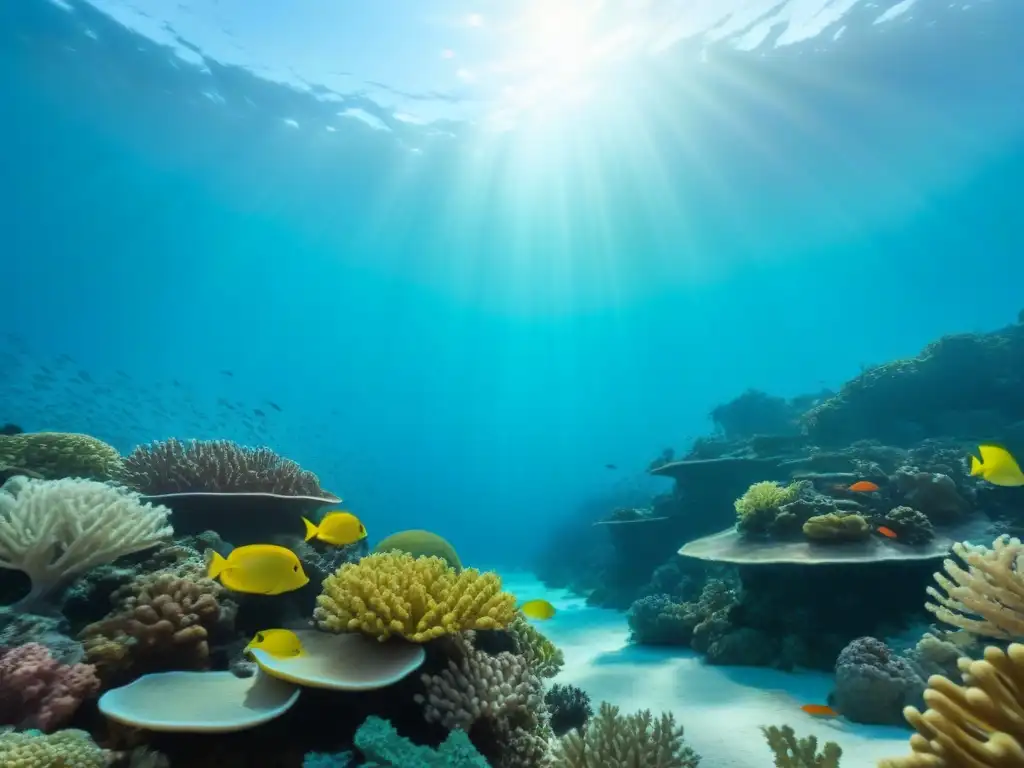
[0,476,173,612]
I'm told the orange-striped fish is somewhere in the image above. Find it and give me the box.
[801,704,839,718]
[847,481,880,492]
[877,526,898,539]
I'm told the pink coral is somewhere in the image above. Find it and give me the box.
[0,642,100,731]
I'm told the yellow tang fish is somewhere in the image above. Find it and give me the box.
[207,544,309,595]
[303,511,367,546]
[244,629,305,659]
[970,444,1024,487]
[520,599,557,620]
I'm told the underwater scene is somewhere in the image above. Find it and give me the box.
[2,0,1024,766]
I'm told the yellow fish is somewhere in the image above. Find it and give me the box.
[303,511,367,546]
[970,444,1024,487]
[206,544,309,595]
[520,599,557,620]
[244,629,305,659]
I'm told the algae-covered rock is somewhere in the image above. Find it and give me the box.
[802,513,870,543]
[0,432,122,481]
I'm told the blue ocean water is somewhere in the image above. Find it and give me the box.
[1,0,1021,578]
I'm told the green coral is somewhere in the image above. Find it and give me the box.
[761,725,841,767]
[354,715,489,767]
[0,432,123,481]
[373,529,462,572]
[508,612,565,678]
[735,481,805,537]
[551,701,700,767]
[0,728,108,767]
[801,513,870,543]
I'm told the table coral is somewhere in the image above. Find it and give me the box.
[80,570,231,681]
[0,642,99,731]
[314,552,516,642]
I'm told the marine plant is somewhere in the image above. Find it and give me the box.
[550,701,700,767]
[119,437,329,496]
[801,513,870,543]
[0,476,173,612]
[314,552,517,642]
[0,431,123,481]
[761,725,841,767]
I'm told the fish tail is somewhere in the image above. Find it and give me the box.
[302,517,318,542]
[970,455,983,476]
[206,550,228,580]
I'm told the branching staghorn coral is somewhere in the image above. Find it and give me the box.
[0,476,173,612]
[878,643,1024,767]
[925,535,1024,641]
[119,438,328,496]
[508,613,564,678]
[762,725,841,767]
[314,552,517,642]
[551,701,699,768]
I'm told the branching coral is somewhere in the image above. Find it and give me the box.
[802,513,870,543]
[80,570,231,681]
[0,476,173,612]
[0,728,108,768]
[545,684,593,737]
[0,431,123,481]
[314,552,516,642]
[925,535,1024,641]
[735,481,806,537]
[551,701,700,767]
[0,642,99,731]
[507,613,564,678]
[761,725,841,767]
[879,643,1024,767]
[119,438,328,496]
[832,637,924,725]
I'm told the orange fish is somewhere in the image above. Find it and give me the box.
[877,526,898,539]
[847,481,880,492]
[801,704,839,718]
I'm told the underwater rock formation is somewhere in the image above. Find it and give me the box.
[832,637,925,725]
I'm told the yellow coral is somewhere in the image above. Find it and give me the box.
[734,481,802,519]
[0,728,107,768]
[313,552,516,642]
[802,513,870,543]
[879,643,1024,767]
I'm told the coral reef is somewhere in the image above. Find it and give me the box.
[545,684,593,737]
[550,701,700,767]
[506,613,564,678]
[0,431,123,481]
[0,728,108,767]
[879,507,935,545]
[0,642,99,730]
[354,715,488,767]
[802,513,870,543]
[761,725,841,767]
[314,552,516,642]
[711,389,802,440]
[0,476,173,612]
[925,535,1024,641]
[373,530,462,572]
[734,481,805,537]
[880,643,1024,767]
[832,637,924,725]
[120,438,328,497]
[80,569,233,682]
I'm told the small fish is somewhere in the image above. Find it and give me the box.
[207,545,309,595]
[220,369,234,376]
[970,444,1024,487]
[605,464,617,470]
[876,526,898,539]
[847,481,880,492]
[244,629,305,659]
[303,512,367,546]
[520,599,557,620]
[253,408,266,417]
[801,704,839,718]
[268,401,282,412]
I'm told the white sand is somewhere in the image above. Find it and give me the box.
[502,571,914,767]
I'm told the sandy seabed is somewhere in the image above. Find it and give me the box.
[501,571,913,767]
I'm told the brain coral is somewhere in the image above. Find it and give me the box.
[373,529,462,572]
[314,552,516,642]
[0,432,123,481]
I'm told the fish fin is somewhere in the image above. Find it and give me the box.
[970,454,983,476]
[302,517,318,542]
[206,550,229,580]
